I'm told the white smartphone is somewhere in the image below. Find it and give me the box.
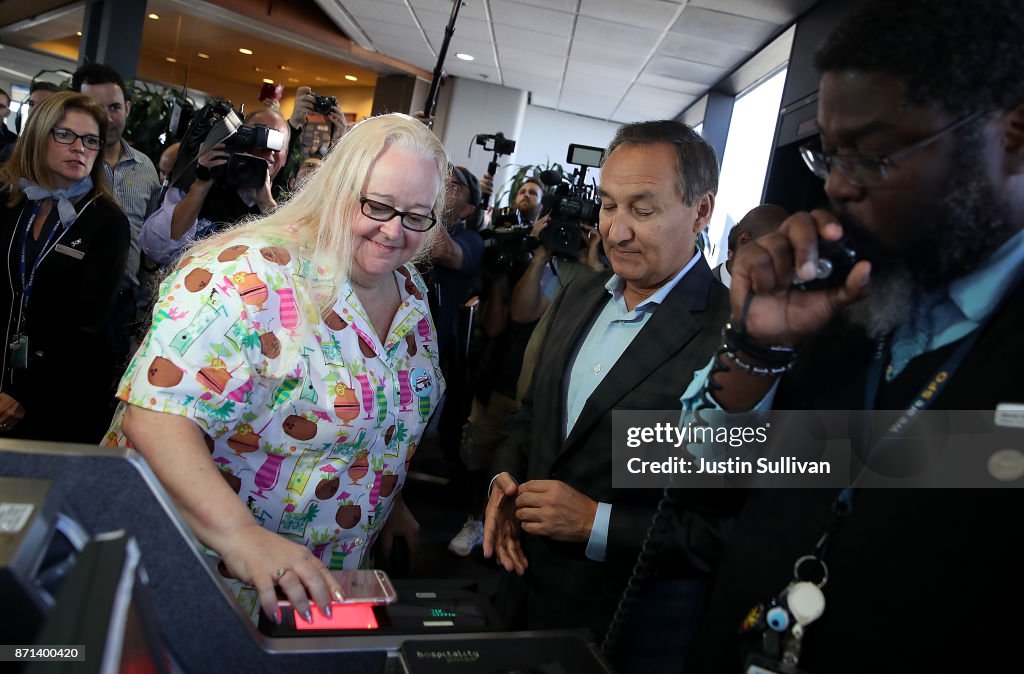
[332,569,397,605]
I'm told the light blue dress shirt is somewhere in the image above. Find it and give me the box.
[576,250,703,561]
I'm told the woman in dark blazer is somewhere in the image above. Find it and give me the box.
[0,92,129,443]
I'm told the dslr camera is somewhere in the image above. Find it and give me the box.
[171,100,285,190]
[481,207,537,281]
[312,93,337,115]
[536,143,604,258]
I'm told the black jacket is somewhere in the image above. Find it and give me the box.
[492,261,739,638]
[0,191,129,443]
[685,278,1024,673]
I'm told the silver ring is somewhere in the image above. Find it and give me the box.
[273,567,289,580]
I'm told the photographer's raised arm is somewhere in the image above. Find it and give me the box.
[171,144,228,241]
[509,216,553,323]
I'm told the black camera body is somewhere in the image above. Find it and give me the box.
[312,94,336,115]
[475,131,516,156]
[481,209,538,281]
[537,143,604,258]
[171,101,285,191]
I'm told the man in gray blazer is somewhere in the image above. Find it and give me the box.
[484,120,735,665]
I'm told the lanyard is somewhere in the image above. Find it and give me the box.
[746,324,990,670]
[19,201,64,311]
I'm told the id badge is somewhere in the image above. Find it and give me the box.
[745,654,811,674]
[10,334,28,369]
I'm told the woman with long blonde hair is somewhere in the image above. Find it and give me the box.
[106,113,449,624]
[0,92,128,442]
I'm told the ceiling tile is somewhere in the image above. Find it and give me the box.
[635,72,708,95]
[657,32,753,68]
[356,18,431,44]
[565,59,636,84]
[573,16,661,52]
[578,0,680,30]
[490,0,575,38]
[495,25,571,58]
[500,50,565,77]
[406,0,489,21]
[646,55,724,85]
[413,9,491,37]
[687,0,817,25]
[569,41,647,70]
[505,0,580,13]
[622,83,696,108]
[344,0,412,24]
[670,7,778,49]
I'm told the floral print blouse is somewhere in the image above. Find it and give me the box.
[105,237,444,617]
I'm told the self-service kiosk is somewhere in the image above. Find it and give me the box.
[0,440,611,673]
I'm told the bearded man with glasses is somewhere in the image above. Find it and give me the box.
[680,1,1024,672]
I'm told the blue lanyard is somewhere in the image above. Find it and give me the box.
[19,201,64,311]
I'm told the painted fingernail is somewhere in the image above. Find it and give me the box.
[323,603,332,618]
[333,589,345,602]
[301,609,313,624]
[801,261,817,280]
[273,608,282,625]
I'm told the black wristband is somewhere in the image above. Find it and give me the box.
[195,165,212,182]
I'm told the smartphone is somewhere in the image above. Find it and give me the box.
[332,569,398,605]
[791,236,861,291]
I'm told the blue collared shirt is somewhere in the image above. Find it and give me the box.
[578,249,703,561]
[104,139,159,286]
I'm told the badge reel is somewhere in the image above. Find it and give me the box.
[9,334,28,369]
[740,555,827,674]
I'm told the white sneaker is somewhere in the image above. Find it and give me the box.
[447,517,484,557]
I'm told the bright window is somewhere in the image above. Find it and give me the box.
[704,68,787,264]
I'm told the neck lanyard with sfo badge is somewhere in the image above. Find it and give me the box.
[9,201,67,369]
[740,325,986,674]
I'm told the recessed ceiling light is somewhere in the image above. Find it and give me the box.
[455,53,474,61]
[287,78,299,83]
[315,76,326,82]
[239,48,253,55]
[76,31,82,36]
[197,52,209,59]
[165,57,177,63]
[278,65,289,70]
[148,13,159,20]
[345,75,358,82]
[262,78,274,84]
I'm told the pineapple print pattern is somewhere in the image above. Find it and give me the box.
[104,237,444,621]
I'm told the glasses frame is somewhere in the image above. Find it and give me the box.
[358,195,437,232]
[799,110,985,188]
[50,127,104,151]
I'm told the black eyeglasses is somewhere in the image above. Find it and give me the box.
[359,195,437,232]
[51,127,103,151]
[799,110,985,188]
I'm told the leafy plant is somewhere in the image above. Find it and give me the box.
[496,158,568,208]
[32,68,188,166]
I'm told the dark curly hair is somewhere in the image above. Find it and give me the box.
[815,0,1024,115]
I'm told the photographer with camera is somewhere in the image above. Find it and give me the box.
[277,86,347,190]
[140,108,290,265]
